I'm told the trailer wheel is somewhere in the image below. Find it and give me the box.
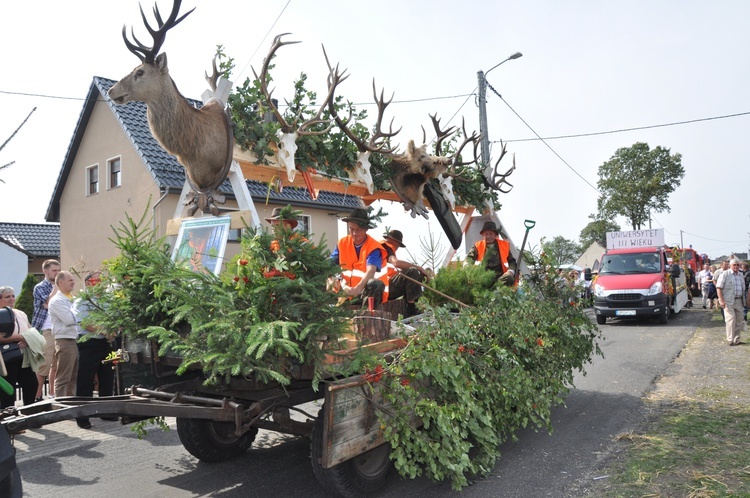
[596,315,606,325]
[176,418,258,462]
[310,408,394,497]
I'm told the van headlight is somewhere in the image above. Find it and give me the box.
[647,281,663,295]
[593,283,606,297]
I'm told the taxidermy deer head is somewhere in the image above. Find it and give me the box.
[108,0,234,216]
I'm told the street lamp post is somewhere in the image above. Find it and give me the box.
[477,52,522,178]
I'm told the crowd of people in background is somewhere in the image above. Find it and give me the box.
[1,260,118,430]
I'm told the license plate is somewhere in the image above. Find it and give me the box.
[616,310,637,316]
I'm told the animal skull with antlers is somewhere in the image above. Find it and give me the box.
[253,34,337,182]
[323,49,401,194]
[108,0,233,216]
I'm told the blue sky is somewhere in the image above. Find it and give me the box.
[2,1,749,260]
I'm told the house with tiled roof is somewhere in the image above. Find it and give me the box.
[45,76,360,273]
[0,222,60,291]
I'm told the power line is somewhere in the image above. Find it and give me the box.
[487,83,599,193]
[233,0,292,84]
[497,111,750,144]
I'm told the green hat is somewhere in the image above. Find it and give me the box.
[342,208,375,229]
[383,229,406,248]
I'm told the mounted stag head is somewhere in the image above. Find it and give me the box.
[108,0,234,216]
[323,48,401,194]
[386,114,467,219]
[253,34,336,182]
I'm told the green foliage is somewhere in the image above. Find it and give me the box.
[15,273,37,319]
[596,142,685,230]
[579,214,620,249]
[83,209,353,389]
[540,235,582,267]
[423,263,497,307]
[372,259,602,490]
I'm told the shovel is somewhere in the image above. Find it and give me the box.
[513,219,536,288]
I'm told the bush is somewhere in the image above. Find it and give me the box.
[423,262,497,307]
[15,274,37,319]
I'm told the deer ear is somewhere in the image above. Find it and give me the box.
[407,140,417,155]
[155,53,169,73]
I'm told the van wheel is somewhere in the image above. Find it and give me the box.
[176,418,258,462]
[310,408,394,497]
[596,315,606,325]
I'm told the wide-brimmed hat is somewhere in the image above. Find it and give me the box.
[342,208,375,229]
[479,221,499,235]
[383,229,406,248]
[265,207,299,228]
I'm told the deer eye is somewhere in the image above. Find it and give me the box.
[135,69,144,78]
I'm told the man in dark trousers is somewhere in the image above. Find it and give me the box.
[466,221,517,286]
[74,272,116,429]
[380,230,431,317]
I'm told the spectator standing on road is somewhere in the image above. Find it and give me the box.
[74,272,116,429]
[697,263,713,309]
[32,259,60,400]
[0,287,39,408]
[49,271,79,397]
[742,262,750,321]
[715,259,747,346]
[713,260,729,318]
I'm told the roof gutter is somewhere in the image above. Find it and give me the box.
[152,187,180,233]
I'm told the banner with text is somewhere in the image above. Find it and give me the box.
[606,229,665,250]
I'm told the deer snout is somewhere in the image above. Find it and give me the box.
[108,86,129,105]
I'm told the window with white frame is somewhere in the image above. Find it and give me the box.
[296,215,311,235]
[86,165,99,195]
[108,157,121,189]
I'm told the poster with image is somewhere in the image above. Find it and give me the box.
[171,216,231,275]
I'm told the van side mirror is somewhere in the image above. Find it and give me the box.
[584,268,592,281]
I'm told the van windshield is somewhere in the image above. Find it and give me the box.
[599,252,662,275]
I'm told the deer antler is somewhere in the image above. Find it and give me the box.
[205,56,220,92]
[122,0,195,63]
[444,118,481,179]
[483,141,516,193]
[430,114,457,157]
[252,33,301,132]
[323,48,401,153]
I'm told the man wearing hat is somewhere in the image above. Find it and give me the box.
[380,229,431,317]
[467,221,517,286]
[330,208,389,305]
[265,206,299,230]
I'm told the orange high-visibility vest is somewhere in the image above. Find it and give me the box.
[338,235,389,302]
[379,240,400,279]
[474,238,511,272]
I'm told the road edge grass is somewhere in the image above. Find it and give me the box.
[593,314,750,497]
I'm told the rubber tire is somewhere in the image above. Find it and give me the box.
[596,314,606,325]
[176,418,258,462]
[310,408,394,497]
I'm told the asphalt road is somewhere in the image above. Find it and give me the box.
[17,310,702,497]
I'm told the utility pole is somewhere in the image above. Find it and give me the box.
[680,230,684,249]
[477,52,522,179]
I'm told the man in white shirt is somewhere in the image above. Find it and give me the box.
[48,272,79,400]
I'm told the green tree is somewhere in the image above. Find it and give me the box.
[579,214,620,248]
[596,142,684,230]
[15,273,37,319]
[540,236,581,267]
